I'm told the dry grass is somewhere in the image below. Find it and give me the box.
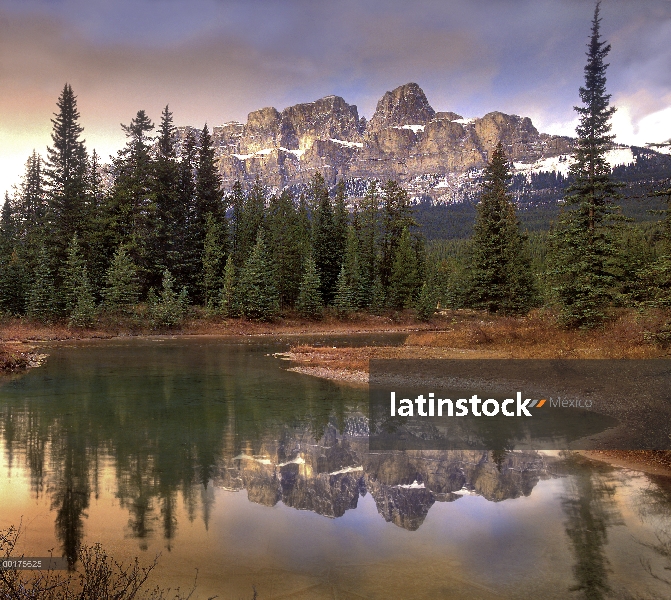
[0,311,437,345]
[403,309,670,359]
[286,309,671,373]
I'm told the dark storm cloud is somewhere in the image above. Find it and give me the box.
[0,0,669,195]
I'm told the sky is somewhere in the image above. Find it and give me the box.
[1,0,670,197]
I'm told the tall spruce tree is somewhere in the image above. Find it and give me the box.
[549,2,622,327]
[153,106,180,282]
[192,124,226,304]
[238,232,279,321]
[229,180,246,268]
[357,181,381,308]
[195,124,224,222]
[110,110,156,292]
[265,189,304,309]
[202,213,227,309]
[17,152,48,267]
[239,178,266,268]
[61,234,86,315]
[82,150,111,298]
[44,84,88,263]
[380,180,416,293]
[27,245,58,322]
[296,254,323,319]
[467,142,536,314]
[103,245,140,312]
[218,254,238,317]
[175,128,199,293]
[388,227,419,310]
[312,172,341,304]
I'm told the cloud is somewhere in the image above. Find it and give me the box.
[0,0,669,195]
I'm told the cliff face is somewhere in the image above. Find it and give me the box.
[214,422,555,531]
[194,82,575,198]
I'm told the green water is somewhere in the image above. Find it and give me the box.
[1,336,671,599]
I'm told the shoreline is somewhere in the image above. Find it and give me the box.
[281,361,671,480]
[4,311,671,479]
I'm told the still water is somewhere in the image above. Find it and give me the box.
[1,336,671,599]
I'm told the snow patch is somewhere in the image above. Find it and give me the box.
[395,480,425,489]
[233,454,272,465]
[392,124,425,133]
[329,138,364,148]
[514,146,636,179]
[604,147,635,167]
[278,457,306,467]
[514,155,572,178]
[280,147,305,158]
[453,118,475,125]
[453,486,478,496]
[232,148,275,160]
[329,466,364,476]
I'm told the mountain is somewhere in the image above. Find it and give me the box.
[178,82,577,196]
[175,82,670,216]
[214,420,557,531]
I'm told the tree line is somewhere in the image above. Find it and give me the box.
[0,92,427,324]
[1,3,669,329]
[428,2,671,328]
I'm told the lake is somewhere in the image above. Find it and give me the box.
[1,336,671,599]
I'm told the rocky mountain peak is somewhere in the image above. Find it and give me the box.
[368,82,436,131]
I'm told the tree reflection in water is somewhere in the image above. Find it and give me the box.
[560,458,622,600]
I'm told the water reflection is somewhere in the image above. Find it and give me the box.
[0,337,669,600]
[0,339,559,564]
[559,458,623,599]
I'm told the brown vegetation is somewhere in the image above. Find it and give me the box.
[286,309,671,374]
[0,526,212,600]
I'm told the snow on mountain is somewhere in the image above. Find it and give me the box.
[513,146,635,180]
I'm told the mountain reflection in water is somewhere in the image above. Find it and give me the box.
[1,337,670,600]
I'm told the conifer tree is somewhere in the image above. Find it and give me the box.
[195,124,224,222]
[0,193,15,248]
[415,282,438,322]
[389,227,419,310]
[218,254,238,317]
[69,267,97,328]
[82,150,111,298]
[175,128,199,292]
[103,245,140,312]
[239,178,266,267]
[342,225,362,308]
[61,234,86,315]
[357,181,380,307]
[312,172,341,304]
[334,265,356,316]
[265,189,304,308]
[153,106,180,280]
[27,246,58,322]
[549,2,622,327]
[238,233,279,321]
[467,142,537,314]
[17,152,48,267]
[229,180,246,268]
[110,110,156,291]
[202,213,227,309]
[44,84,88,263]
[150,270,187,328]
[296,254,323,319]
[380,180,416,292]
[333,179,349,267]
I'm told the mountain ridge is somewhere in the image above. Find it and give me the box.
[174,82,668,206]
